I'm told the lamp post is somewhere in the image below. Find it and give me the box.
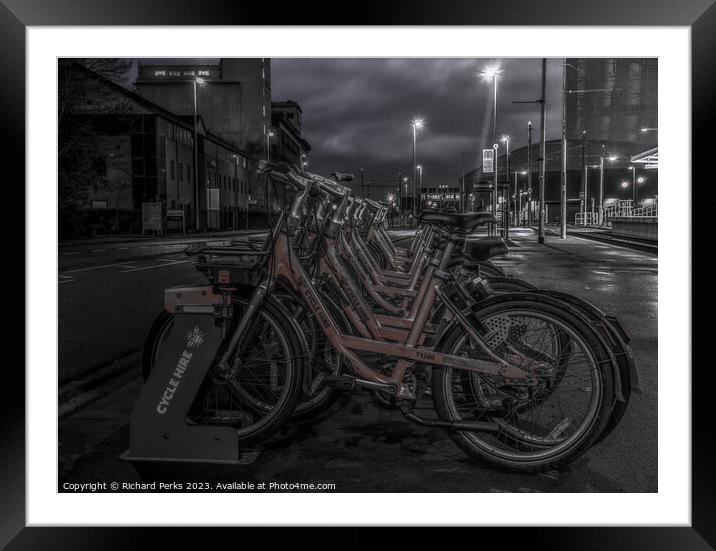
[527,121,532,225]
[581,130,588,224]
[192,76,205,232]
[598,144,605,225]
[417,165,423,209]
[411,118,424,222]
[538,58,547,244]
[501,135,511,238]
[480,66,502,215]
[460,152,466,212]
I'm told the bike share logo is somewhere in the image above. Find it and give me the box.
[156,325,204,415]
[185,326,205,349]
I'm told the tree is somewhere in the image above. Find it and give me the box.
[57,59,134,237]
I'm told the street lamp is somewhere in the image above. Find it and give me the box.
[192,76,206,232]
[480,65,503,216]
[411,118,424,222]
[416,165,423,209]
[501,135,511,238]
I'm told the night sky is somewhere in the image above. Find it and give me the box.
[272,58,563,193]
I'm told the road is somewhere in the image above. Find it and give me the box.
[58,229,657,492]
[58,236,244,384]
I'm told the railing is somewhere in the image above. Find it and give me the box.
[575,212,599,226]
[575,199,658,226]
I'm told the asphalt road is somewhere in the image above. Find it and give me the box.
[58,229,658,492]
[58,236,244,384]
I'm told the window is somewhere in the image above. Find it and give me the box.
[91,200,107,209]
[170,160,175,180]
[178,162,183,182]
[187,165,191,182]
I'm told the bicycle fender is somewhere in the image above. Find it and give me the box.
[449,292,625,403]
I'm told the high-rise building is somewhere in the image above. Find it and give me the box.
[135,58,272,155]
[565,58,657,143]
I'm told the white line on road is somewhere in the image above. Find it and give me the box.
[61,251,79,255]
[91,249,107,253]
[121,260,188,272]
[58,275,76,284]
[64,261,137,273]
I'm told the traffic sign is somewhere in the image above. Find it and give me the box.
[483,149,494,173]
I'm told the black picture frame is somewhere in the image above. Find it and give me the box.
[3,0,711,548]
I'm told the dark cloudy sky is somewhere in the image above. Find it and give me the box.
[272,58,563,191]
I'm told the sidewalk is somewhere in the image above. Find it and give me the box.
[58,227,657,492]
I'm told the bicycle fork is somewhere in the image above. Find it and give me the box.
[212,277,272,381]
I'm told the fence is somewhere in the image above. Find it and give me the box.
[574,199,658,226]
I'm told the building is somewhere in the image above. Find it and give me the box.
[61,63,252,234]
[270,101,311,166]
[135,59,272,154]
[565,58,657,143]
[462,58,658,223]
[420,185,461,210]
[462,139,658,223]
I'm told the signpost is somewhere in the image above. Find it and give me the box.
[141,202,162,234]
[482,149,494,173]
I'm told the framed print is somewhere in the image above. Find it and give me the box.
[3,0,713,547]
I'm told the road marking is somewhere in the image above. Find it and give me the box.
[91,249,107,253]
[121,260,188,272]
[61,251,79,255]
[116,247,129,250]
[64,261,137,273]
[58,275,76,284]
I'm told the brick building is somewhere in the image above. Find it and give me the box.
[61,63,252,233]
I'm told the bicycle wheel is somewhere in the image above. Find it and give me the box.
[432,296,614,472]
[142,295,305,447]
[273,288,347,423]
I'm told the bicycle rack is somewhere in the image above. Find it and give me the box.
[121,289,241,464]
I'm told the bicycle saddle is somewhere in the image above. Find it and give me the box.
[462,236,509,260]
[419,211,496,233]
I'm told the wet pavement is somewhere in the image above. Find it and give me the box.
[58,229,657,493]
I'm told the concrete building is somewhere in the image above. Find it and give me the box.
[62,63,252,233]
[463,139,658,224]
[565,58,657,143]
[462,58,658,224]
[135,59,272,155]
[270,100,311,166]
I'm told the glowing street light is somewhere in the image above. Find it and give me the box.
[411,118,425,220]
[192,76,208,231]
[480,65,503,215]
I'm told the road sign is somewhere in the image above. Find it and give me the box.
[141,202,162,234]
[483,149,494,173]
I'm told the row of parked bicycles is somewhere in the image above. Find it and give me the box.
[140,162,639,472]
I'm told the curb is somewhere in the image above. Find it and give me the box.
[59,349,142,420]
[59,230,260,248]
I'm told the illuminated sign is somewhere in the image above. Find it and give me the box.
[482,149,494,173]
[140,65,222,81]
